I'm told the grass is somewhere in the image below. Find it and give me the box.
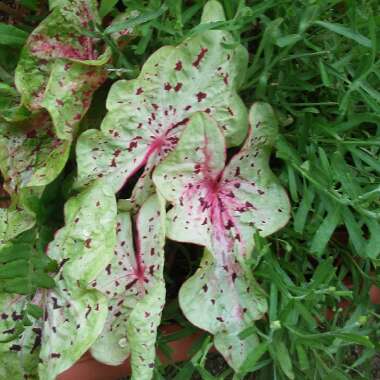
[1,0,379,379]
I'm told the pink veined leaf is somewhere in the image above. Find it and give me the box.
[90,194,166,380]
[76,0,248,206]
[0,2,137,234]
[153,104,290,266]
[154,104,289,371]
[15,0,112,140]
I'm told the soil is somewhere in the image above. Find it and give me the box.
[373,354,380,380]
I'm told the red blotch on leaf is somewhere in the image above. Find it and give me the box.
[193,48,208,68]
[196,92,207,102]
[174,82,183,92]
[175,61,183,71]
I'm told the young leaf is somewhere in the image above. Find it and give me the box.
[76,0,248,205]
[90,194,166,380]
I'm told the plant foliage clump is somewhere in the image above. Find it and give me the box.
[0,0,379,380]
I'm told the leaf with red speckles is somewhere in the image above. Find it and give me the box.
[46,182,117,284]
[15,0,111,140]
[38,182,117,379]
[39,286,108,380]
[90,194,166,380]
[179,249,266,371]
[0,114,70,195]
[0,293,42,379]
[153,104,289,370]
[76,0,248,206]
[153,105,290,263]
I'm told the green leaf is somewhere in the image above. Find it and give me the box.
[99,0,119,18]
[310,207,341,255]
[0,24,29,46]
[314,21,372,48]
[296,344,309,371]
[275,341,294,379]
[105,4,168,34]
[240,341,269,374]
[20,0,38,11]
[276,34,302,48]
[331,332,374,349]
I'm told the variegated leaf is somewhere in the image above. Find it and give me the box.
[38,182,117,379]
[90,194,165,380]
[15,0,110,140]
[179,249,266,371]
[76,0,248,206]
[153,104,290,264]
[0,293,43,380]
[154,103,290,371]
[0,114,70,195]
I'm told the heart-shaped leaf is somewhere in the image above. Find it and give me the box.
[90,194,165,380]
[76,0,248,206]
[153,103,290,264]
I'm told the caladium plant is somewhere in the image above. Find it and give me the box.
[0,1,291,379]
